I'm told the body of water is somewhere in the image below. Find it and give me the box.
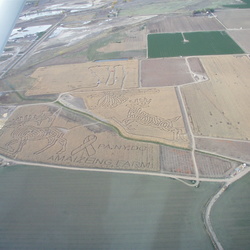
[0,165,220,249]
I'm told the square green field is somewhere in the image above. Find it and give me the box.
[147,31,244,58]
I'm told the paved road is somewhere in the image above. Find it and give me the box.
[176,86,200,187]
[0,14,66,79]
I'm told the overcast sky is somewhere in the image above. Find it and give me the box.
[0,0,26,55]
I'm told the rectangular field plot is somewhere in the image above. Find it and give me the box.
[195,152,237,178]
[141,58,193,87]
[217,9,250,29]
[147,31,244,58]
[227,30,250,53]
[147,15,224,33]
[160,146,194,175]
[182,55,250,140]
[196,137,250,163]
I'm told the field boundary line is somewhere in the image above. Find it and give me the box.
[0,153,230,183]
[211,13,227,30]
[175,86,200,186]
[194,135,250,143]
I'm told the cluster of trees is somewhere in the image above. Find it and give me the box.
[193,8,215,15]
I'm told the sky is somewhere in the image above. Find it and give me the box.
[0,0,26,55]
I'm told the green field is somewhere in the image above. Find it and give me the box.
[0,165,220,249]
[147,31,244,58]
[211,173,250,250]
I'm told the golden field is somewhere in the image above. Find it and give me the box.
[73,87,189,148]
[182,55,250,140]
[26,60,138,96]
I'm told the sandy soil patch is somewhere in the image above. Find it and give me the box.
[141,58,193,87]
[0,104,159,171]
[147,15,224,33]
[25,60,138,96]
[182,55,250,140]
[196,137,250,163]
[74,87,189,148]
[216,9,250,29]
[227,30,250,53]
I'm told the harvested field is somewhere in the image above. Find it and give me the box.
[196,137,250,163]
[227,30,250,53]
[73,87,189,148]
[211,173,250,250]
[25,60,138,96]
[195,152,237,177]
[160,146,194,175]
[147,15,224,33]
[0,104,159,172]
[216,9,250,29]
[141,58,194,87]
[147,31,244,58]
[181,55,250,140]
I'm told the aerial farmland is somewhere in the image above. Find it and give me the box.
[0,0,250,249]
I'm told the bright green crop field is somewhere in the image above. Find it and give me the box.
[147,31,244,58]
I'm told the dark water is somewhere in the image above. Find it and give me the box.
[0,165,219,249]
[0,0,26,55]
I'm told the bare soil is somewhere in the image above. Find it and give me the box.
[147,15,224,33]
[195,152,238,177]
[187,57,206,75]
[160,146,194,175]
[227,30,250,53]
[196,137,250,163]
[141,58,193,87]
[216,9,250,29]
